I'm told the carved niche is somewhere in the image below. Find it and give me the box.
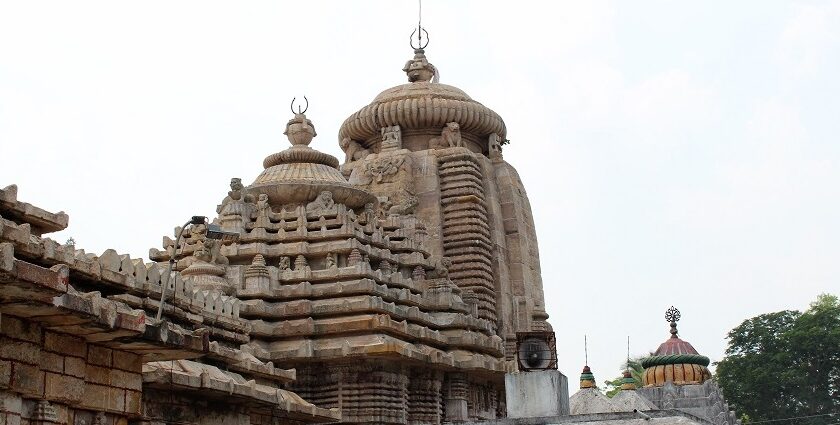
[380,125,403,152]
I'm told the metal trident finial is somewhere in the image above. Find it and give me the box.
[410,0,429,50]
[290,96,308,115]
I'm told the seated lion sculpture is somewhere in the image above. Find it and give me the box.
[429,122,463,149]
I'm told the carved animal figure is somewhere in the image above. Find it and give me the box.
[388,195,419,216]
[434,257,452,279]
[207,239,229,266]
[217,177,254,214]
[340,137,371,163]
[306,190,335,212]
[429,122,463,149]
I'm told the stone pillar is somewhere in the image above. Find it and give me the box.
[444,373,469,422]
[505,370,569,418]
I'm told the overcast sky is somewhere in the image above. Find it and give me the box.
[2,1,838,386]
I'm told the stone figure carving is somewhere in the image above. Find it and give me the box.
[193,240,213,263]
[434,257,452,279]
[206,239,229,266]
[217,177,254,213]
[217,177,255,233]
[188,223,206,244]
[380,125,402,151]
[364,157,405,183]
[403,48,439,83]
[340,137,371,163]
[488,133,503,160]
[326,252,337,269]
[388,195,419,216]
[255,194,272,228]
[278,256,290,270]
[429,122,463,149]
[306,191,335,212]
[362,202,377,224]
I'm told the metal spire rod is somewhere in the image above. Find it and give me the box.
[584,335,588,365]
[626,336,630,372]
[418,0,422,45]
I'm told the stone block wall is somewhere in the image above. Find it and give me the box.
[0,315,143,425]
[139,390,250,425]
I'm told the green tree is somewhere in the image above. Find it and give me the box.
[716,294,840,425]
[603,357,646,398]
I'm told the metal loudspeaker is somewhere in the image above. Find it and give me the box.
[516,331,558,371]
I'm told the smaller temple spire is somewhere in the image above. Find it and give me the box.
[580,365,596,389]
[619,370,637,391]
[579,335,596,388]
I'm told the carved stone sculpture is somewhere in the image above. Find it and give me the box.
[488,133,503,160]
[429,122,463,149]
[348,249,362,266]
[380,125,402,152]
[255,194,272,228]
[434,257,452,279]
[278,256,290,271]
[340,137,371,163]
[364,157,405,183]
[306,190,335,213]
[217,177,255,233]
[402,48,439,83]
[388,194,419,216]
[205,239,229,266]
[244,254,270,291]
[325,252,337,269]
[294,255,308,271]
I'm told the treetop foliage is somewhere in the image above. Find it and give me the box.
[716,293,840,424]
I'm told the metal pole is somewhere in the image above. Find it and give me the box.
[155,218,194,323]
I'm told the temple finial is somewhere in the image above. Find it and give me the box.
[403,0,439,83]
[666,306,681,338]
[283,97,316,147]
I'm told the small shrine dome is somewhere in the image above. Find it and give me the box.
[640,307,712,387]
[250,111,376,208]
[338,47,507,154]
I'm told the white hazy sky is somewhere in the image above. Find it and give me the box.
[1,1,838,386]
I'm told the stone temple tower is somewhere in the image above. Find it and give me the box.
[144,42,552,424]
[339,45,551,347]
